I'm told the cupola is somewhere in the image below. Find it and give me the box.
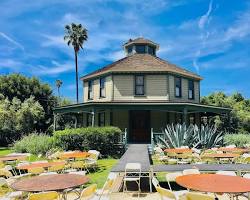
[123,37,159,56]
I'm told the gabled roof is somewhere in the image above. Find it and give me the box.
[80,53,202,81]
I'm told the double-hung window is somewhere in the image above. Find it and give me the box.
[88,80,93,100]
[188,80,194,99]
[175,77,182,98]
[100,77,106,98]
[135,75,144,95]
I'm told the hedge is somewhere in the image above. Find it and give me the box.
[53,126,124,156]
[13,133,56,155]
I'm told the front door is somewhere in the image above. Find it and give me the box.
[129,110,150,143]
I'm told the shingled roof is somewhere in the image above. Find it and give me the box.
[80,53,202,81]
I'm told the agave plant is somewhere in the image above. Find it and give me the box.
[158,123,196,148]
[193,124,224,149]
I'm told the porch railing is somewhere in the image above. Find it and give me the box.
[120,128,128,149]
[151,128,165,151]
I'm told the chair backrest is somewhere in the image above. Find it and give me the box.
[155,186,176,200]
[39,172,57,176]
[69,171,87,176]
[125,163,141,179]
[0,168,13,178]
[243,173,250,179]
[226,145,236,148]
[49,163,65,172]
[152,176,160,188]
[166,172,183,182]
[28,191,59,200]
[183,169,200,175]
[185,192,214,200]
[216,171,236,176]
[125,163,141,171]
[88,150,100,158]
[0,177,7,187]
[31,160,48,164]
[28,167,45,175]
[80,184,97,199]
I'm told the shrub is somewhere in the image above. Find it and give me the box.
[224,134,250,147]
[13,133,55,155]
[53,126,123,156]
[158,123,224,149]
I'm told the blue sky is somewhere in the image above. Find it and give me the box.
[0,0,250,102]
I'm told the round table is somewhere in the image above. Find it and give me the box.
[0,155,27,162]
[218,147,249,153]
[202,153,239,159]
[176,174,250,194]
[164,148,193,154]
[17,161,65,170]
[11,174,89,199]
[60,152,90,159]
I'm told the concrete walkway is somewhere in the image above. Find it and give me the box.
[111,144,151,173]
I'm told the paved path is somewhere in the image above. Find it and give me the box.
[111,144,151,172]
[153,164,250,173]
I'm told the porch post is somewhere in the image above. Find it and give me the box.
[91,109,95,127]
[183,107,188,124]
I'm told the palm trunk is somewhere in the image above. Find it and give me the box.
[75,50,79,103]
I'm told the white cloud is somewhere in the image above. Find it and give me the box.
[198,0,213,29]
[0,32,24,51]
[32,60,75,75]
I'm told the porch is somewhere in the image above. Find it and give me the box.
[53,101,231,144]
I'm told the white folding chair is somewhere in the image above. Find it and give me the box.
[166,172,183,191]
[216,171,236,176]
[123,163,141,194]
[183,169,200,175]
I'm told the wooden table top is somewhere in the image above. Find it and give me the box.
[164,148,193,154]
[218,147,249,152]
[17,161,65,170]
[176,174,250,193]
[60,152,90,159]
[202,153,239,158]
[11,174,89,192]
[0,155,27,162]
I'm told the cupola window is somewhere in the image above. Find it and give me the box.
[135,45,146,54]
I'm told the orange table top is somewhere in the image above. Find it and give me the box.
[176,174,250,193]
[11,174,89,192]
[164,148,193,154]
[202,153,239,158]
[0,155,27,162]
[60,152,90,159]
[218,147,249,152]
[17,161,65,170]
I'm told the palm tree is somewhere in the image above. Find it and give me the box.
[56,79,63,98]
[64,23,88,103]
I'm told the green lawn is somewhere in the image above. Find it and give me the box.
[87,158,118,188]
[0,147,13,156]
[0,148,118,189]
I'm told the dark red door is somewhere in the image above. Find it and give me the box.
[129,111,150,143]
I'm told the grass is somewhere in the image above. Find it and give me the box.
[0,147,13,156]
[87,158,118,188]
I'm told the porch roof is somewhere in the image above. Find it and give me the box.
[53,101,231,114]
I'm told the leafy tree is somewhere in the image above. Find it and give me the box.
[0,74,57,132]
[201,92,250,134]
[64,23,88,103]
[0,96,44,145]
